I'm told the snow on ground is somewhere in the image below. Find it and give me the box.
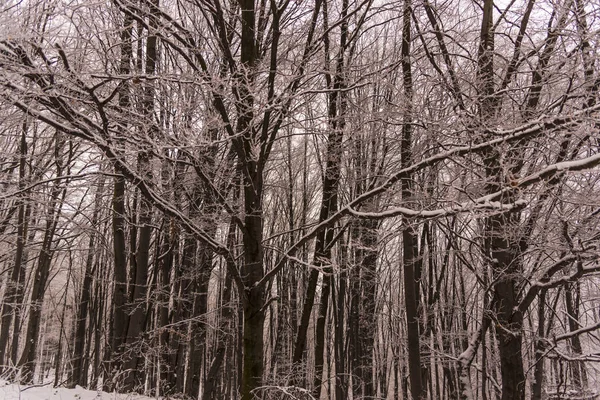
[0,380,156,400]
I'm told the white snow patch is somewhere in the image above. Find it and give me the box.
[0,380,157,400]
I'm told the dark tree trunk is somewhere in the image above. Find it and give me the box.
[10,210,35,376]
[532,289,547,400]
[18,135,69,384]
[91,254,107,387]
[105,10,133,389]
[202,216,236,400]
[400,1,424,399]
[184,124,219,398]
[357,218,379,398]
[484,159,525,400]
[122,1,158,390]
[184,251,212,398]
[0,128,29,374]
[157,218,175,394]
[293,2,347,396]
[565,282,587,389]
[240,173,265,400]
[68,175,105,388]
[54,260,71,387]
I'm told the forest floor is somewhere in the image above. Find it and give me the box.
[0,380,156,400]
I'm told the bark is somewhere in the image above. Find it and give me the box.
[477,1,527,398]
[313,273,331,398]
[400,1,424,399]
[349,178,379,399]
[68,175,105,388]
[202,215,236,400]
[10,210,36,374]
[106,10,133,388]
[483,157,525,400]
[488,229,525,400]
[184,128,219,398]
[531,290,547,400]
[236,2,267,398]
[54,258,71,387]
[157,217,175,394]
[0,127,29,374]
[91,254,107,387]
[184,250,212,398]
[565,282,587,389]
[18,135,70,384]
[294,2,347,397]
[122,0,158,390]
[121,179,152,392]
[240,200,265,400]
[334,254,347,400]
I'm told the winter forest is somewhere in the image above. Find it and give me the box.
[0,0,599,399]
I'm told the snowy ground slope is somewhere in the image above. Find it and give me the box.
[0,381,156,400]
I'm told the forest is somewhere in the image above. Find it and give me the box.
[0,0,599,399]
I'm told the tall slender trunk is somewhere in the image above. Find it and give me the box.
[483,154,525,400]
[0,127,29,374]
[106,11,133,388]
[565,281,587,389]
[348,122,382,399]
[531,289,546,400]
[358,218,379,398]
[240,176,265,400]
[486,213,525,400]
[10,208,35,375]
[184,126,219,398]
[477,0,527,397]
[18,134,70,384]
[54,257,71,387]
[68,175,105,388]
[400,1,424,399]
[92,253,107,387]
[202,215,237,400]
[122,0,158,390]
[184,247,213,398]
[294,2,347,397]
[157,217,175,394]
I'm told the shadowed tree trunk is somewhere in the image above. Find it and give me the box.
[18,134,71,384]
[400,1,425,398]
[68,174,105,388]
[122,1,158,388]
[202,214,237,400]
[565,281,587,389]
[237,2,266,398]
[105,10,133,389]
[293,2,347,397]
[0,126,29,375]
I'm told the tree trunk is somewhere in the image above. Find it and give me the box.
[18,134,69,384]
[10,208,35,376]
[483,156,525,400]
[157,218,175,394]
[400,1,424,398]
[565,282,587,389]
[184,251,212,398]
[202,216,236,400]
[0,127,29,374]
[68,175,105,388]
[532,290,547,400]
[240,172,265,400]
[106,10,133,388]
[294,2,347,396]
[122,1,158,390]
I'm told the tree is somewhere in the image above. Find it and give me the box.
[1,0,599,399]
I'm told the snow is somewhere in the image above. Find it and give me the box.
[0,380,156,400]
